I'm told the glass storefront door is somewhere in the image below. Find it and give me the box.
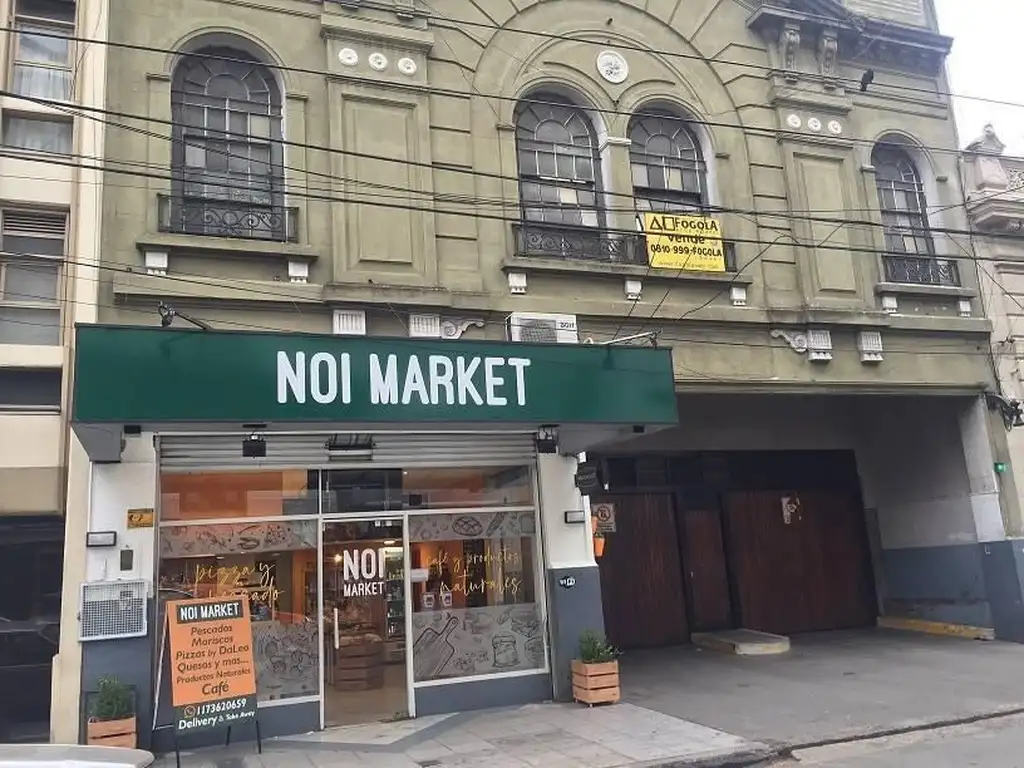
[321,518,409,727]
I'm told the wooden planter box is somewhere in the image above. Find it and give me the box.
[572,659,620,705]
[86,716,137,748]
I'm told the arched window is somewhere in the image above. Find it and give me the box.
[871,144,934,257]
[514,95,601,228]
[170,46,285,240]
[629,112,706,213]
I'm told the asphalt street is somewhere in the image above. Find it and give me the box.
[772,712,1024,767]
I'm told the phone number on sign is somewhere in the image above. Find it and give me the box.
[193,697,250,716]
[648,243,721,257]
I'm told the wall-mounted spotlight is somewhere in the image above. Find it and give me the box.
[242,432,267,458]
[157,302,212,331]
[535,426,558,454]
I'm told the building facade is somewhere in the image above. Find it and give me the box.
[964,125,1024,553]
[0,0,108,744]
[50,0,1024,748]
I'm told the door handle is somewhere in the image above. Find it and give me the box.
[333,607,340,650]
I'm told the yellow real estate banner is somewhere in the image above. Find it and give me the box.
[642,212,726,272]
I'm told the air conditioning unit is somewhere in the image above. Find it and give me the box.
[507,312,579,344]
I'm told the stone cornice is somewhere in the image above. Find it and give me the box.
[747,1,952,76]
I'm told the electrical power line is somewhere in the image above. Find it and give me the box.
[9,87,1024,253]
[5,24,1018,168]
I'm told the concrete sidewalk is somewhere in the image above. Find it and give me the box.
[154,703,775,768]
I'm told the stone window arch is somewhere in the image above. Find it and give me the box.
[514,94,602,228]
[628,111,707,213]
[169,46,286,239]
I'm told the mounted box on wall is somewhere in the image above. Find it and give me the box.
[86,531,117,548]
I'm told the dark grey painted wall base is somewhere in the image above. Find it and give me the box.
[80,633,154,749]
[150,701,319,754]
[881,539,1024,641]
[415,673,551,716]
[545,565,604,702]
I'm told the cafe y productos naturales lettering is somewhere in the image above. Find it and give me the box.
[277,351,532,408]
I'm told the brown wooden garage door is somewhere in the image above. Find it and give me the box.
[723,490,876,635]
[594,494,689,649]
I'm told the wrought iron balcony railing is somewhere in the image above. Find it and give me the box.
[513,222,738,271]
[513,222,646,265]
[157,194,299,243]
[882,254,960,287]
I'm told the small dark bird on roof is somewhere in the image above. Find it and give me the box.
[860,69,875,92]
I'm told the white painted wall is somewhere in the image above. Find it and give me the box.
[537,453,594,569]
[85,435,158,583]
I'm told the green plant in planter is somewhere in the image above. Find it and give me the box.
[578,630,619,664]
[91,676,135,722]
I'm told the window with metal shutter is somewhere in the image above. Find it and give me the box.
[0,209,67,346]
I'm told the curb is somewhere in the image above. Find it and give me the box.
[632,744,781,767]
[781,704,1024,752]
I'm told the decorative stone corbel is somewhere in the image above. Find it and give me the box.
[818,29,839,84]
[806,329,833,362]
[440,318,485,340]
[857,330,884,363]
[144,249,168,276]
[770,328,809,354]
[624,279,642,301]
[508,272,527,295]
[409,313,441,338]
[780,22,801,80]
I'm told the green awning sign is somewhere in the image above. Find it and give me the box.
[72,325,678,426]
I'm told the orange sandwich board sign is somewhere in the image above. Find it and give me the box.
[166,596,257,734]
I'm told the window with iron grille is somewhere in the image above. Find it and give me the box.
[872,145,934,256]
[0,210,66,346]
[514,95,602,228]
[170,46,285,239]
[11,0,75,101]
[629,111,707,216]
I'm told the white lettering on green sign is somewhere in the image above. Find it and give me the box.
[276,352,531,407]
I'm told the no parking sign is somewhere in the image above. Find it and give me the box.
[592,502,617,534]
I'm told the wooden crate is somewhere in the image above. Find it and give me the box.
[86,716,137,747]
[571,659,620,705]
[334,640,384,690]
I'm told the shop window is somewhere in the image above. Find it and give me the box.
[160,470,317,521]
[323,466,533,513]
[11,0,75,101]
[157,519,319,702]
[408,509,544,682]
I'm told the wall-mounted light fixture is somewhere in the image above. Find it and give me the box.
[564,509,586,525]
[242,433,267,458]
[86,531,118,548]
[535,426,558,454]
